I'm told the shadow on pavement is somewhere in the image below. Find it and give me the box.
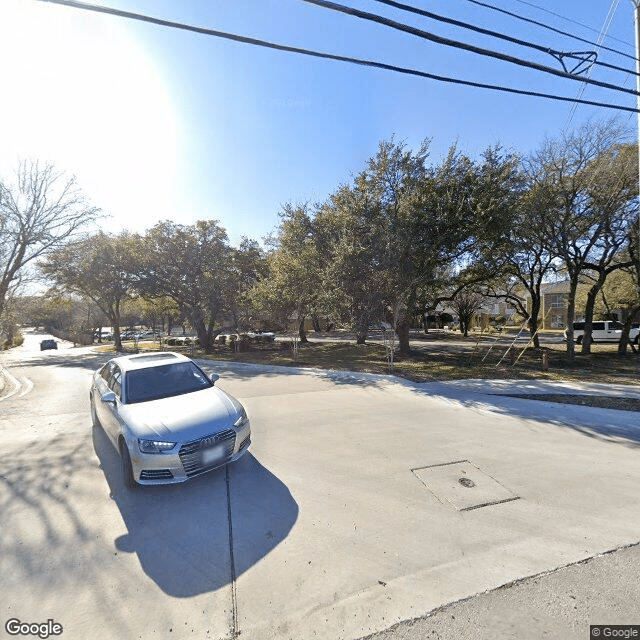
[409,382,640,448]
[92,424,298,597]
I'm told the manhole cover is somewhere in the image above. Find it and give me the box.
[412,460,519,511]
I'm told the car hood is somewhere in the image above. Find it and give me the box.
[119,386,241,441]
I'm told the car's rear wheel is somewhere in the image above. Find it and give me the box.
[90,397,100,428]
[576,335,583,344]
[120,440,136,489]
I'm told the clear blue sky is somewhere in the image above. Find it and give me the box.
[0,0,636,246]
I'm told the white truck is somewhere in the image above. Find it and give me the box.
[564,320,640,344]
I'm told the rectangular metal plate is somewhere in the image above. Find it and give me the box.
[202,444,225,465]
[413,460,519,511]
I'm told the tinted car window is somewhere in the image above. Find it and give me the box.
[126,362,213,404]
[592,322,605,330]
[573,322,584,330]
[610,321,623,330]
[100,362,113,383]
[108,366,122,399]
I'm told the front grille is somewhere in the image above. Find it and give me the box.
[140,469,174,480]
[179,429,236,478]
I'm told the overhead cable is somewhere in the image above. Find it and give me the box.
[301,0,640,98]
[510,0,634,49]
[370,0,636,77]
[464,0,635,62]
[32,0,639,113]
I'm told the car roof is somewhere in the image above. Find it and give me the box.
[108,351,191,372]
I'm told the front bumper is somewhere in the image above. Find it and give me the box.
[129,421,251,485]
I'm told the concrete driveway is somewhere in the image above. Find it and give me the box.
[1,334,639,639]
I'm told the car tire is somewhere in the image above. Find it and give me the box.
[90,398,101,429]
[635,336,639,345]
[576,335,583,344]
[120,440,137,489]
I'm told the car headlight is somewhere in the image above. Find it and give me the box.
[234,407,249,428]
[138,439,177,454]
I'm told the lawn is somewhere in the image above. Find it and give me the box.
[97,331,640,386]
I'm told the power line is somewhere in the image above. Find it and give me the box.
[510,0,634,49]
[565,0,622,126]
[32,0,639,114]
[301,0,640,98]
[463,0,635,62]
[370,0,637,77]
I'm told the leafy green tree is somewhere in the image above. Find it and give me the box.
[135,220,231,352]
[227,237,267,330]
[249,205,321,341]
[42,232,137,350]
[531,120,637,359]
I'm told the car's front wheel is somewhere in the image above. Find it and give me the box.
[120,440,137,489]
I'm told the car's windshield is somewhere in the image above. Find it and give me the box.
[125,362,213,403]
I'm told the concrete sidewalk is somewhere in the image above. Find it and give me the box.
[198,363,640,639]
[3,351,639,640]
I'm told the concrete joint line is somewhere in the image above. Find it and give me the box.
[225,465,239,639]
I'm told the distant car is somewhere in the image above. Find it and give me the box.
[89,352,251,487]
[368,322,392,332]
[563,320,639,344]
[40,339,57,350]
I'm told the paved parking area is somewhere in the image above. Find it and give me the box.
[2,346,640,639]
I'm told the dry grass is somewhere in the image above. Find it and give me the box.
[97,333,640,387]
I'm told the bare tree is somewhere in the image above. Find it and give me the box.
[0,160,100,319]
[452,287,485,337]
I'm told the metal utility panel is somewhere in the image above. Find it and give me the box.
[413,460,520,511]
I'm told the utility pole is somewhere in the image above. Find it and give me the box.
[634,1,640,270]
[633,1,640,186]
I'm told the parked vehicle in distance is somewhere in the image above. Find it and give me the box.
[563,320,640,344]
[40,339,58,350]
[89,352,251,488]
[368,322,392,331]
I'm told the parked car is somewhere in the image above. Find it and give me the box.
[564,320,640,344]
[89,352,251,487]
[40,339,57,350]
[368,322,392,332]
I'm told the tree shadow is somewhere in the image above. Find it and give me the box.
[408,381,640,448]
[92,424,298,597]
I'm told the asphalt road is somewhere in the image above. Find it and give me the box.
[1,330,639,640]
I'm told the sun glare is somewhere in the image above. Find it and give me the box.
[0,0,179,230]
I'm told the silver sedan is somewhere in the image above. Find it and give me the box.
[90,352,251,487]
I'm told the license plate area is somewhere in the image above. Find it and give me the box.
[201,444,225,465]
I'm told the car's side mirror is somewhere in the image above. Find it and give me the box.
[101,391,117,404]
[209,373,220,384]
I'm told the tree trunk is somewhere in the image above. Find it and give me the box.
[190,308,211,352]
[581,274,606,355]
[564,279,578,362]
[298,318,308,343]
[618,304,640,355]
[528,294,541,348]
[110,302,123,352]
[397,319,410,354]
